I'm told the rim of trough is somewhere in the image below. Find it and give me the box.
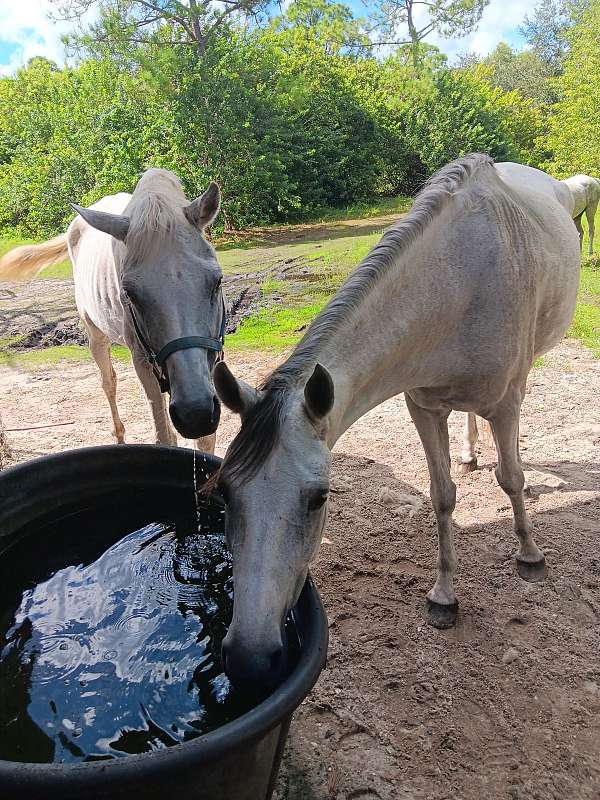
[0,444,329,785]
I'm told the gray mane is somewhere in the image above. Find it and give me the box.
[219,153,495,484]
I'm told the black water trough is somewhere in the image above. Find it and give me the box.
[0,445,328,800]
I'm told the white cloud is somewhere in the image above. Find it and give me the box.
[0,0,79,75]
[422,0,529,61]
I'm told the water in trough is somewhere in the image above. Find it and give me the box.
[0,495,296,764]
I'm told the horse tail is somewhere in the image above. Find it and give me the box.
[0,233,69,281]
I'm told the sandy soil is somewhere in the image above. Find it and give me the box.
[1,339,599,800]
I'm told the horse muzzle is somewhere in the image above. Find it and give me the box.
[169,394,220,439]
[222,627,288,698]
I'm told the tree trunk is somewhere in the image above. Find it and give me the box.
[406,0,420,73]
[188,0,207,58]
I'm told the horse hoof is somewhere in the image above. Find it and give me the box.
[457,458,477,476]
[426,598,459,629]
[516,556,547,582]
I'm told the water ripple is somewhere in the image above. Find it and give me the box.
[0,516,251,764]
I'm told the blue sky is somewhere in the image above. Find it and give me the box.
[0,0,529,75]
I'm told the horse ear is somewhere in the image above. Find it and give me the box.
[184,182,221,230]
[214,361,258,416]
[304,363,334,420]
[71,203,129,242]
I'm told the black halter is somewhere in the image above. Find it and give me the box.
[126,292,227,393]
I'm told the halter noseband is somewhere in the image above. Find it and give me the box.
[126,292,227,394]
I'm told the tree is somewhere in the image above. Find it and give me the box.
[51,0,269,59]
[545,0,600,177]
[520,0,589,72]
[274,0,370,55]
[409,68,543,171]
[459,42,557,106]
[371,0,489,71]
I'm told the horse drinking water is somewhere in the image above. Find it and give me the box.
[212,155,580,691]
[0,169,225,450]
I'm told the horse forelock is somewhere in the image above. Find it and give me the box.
[125,168,189,262]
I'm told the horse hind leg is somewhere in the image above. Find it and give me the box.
[585,201,597,256]
[574,213,584,253]
[489,392,545,582]
[458,412,479,474]
[406,394,458,629]
[85,316,125,443]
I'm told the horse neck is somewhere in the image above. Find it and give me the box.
[312,216,459,445]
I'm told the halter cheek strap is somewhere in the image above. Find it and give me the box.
[126,292,226,394]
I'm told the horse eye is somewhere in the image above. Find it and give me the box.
[308,491,329,512]
[121,287,136,305]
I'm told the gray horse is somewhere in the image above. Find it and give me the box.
[561,173,600,256]
[0,169,224,449]
[212,155,580,691]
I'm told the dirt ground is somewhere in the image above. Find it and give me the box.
[1,338,599,800]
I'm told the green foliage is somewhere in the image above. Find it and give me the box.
[545,0,600,177]
[0,0,548,239]
[520,0,589,71]
[410,69,543,171]
[469,42,557,106]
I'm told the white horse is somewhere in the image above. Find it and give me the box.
[210,156,580,692]
[0,169,225,450]
[561,173,600,256]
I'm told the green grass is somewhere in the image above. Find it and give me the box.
[227,303,326,350]
[294,194,413,225]
[42,259,73,279]
[567,253,600,358]
[0,344,129,368]
[260,277,287,296]
[2,201,599,364]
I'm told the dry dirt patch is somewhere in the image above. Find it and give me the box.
[1,340,599,800]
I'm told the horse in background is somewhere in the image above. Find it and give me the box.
[561,174,600,256]
[0,169,225,451]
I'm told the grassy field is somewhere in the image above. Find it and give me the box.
[1,199,598,364]
[567,225,600,357]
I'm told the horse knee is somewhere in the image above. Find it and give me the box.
[430,479,456,517]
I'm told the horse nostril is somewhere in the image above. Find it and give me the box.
[222,638,286,693]
[211,395,220,423]
[268,646,284,675]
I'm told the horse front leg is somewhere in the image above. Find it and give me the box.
[132,354,178,446]
[85,316,125,444]
[405,394,458,629]
[194,433,216,454]
[489,392,545,582]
